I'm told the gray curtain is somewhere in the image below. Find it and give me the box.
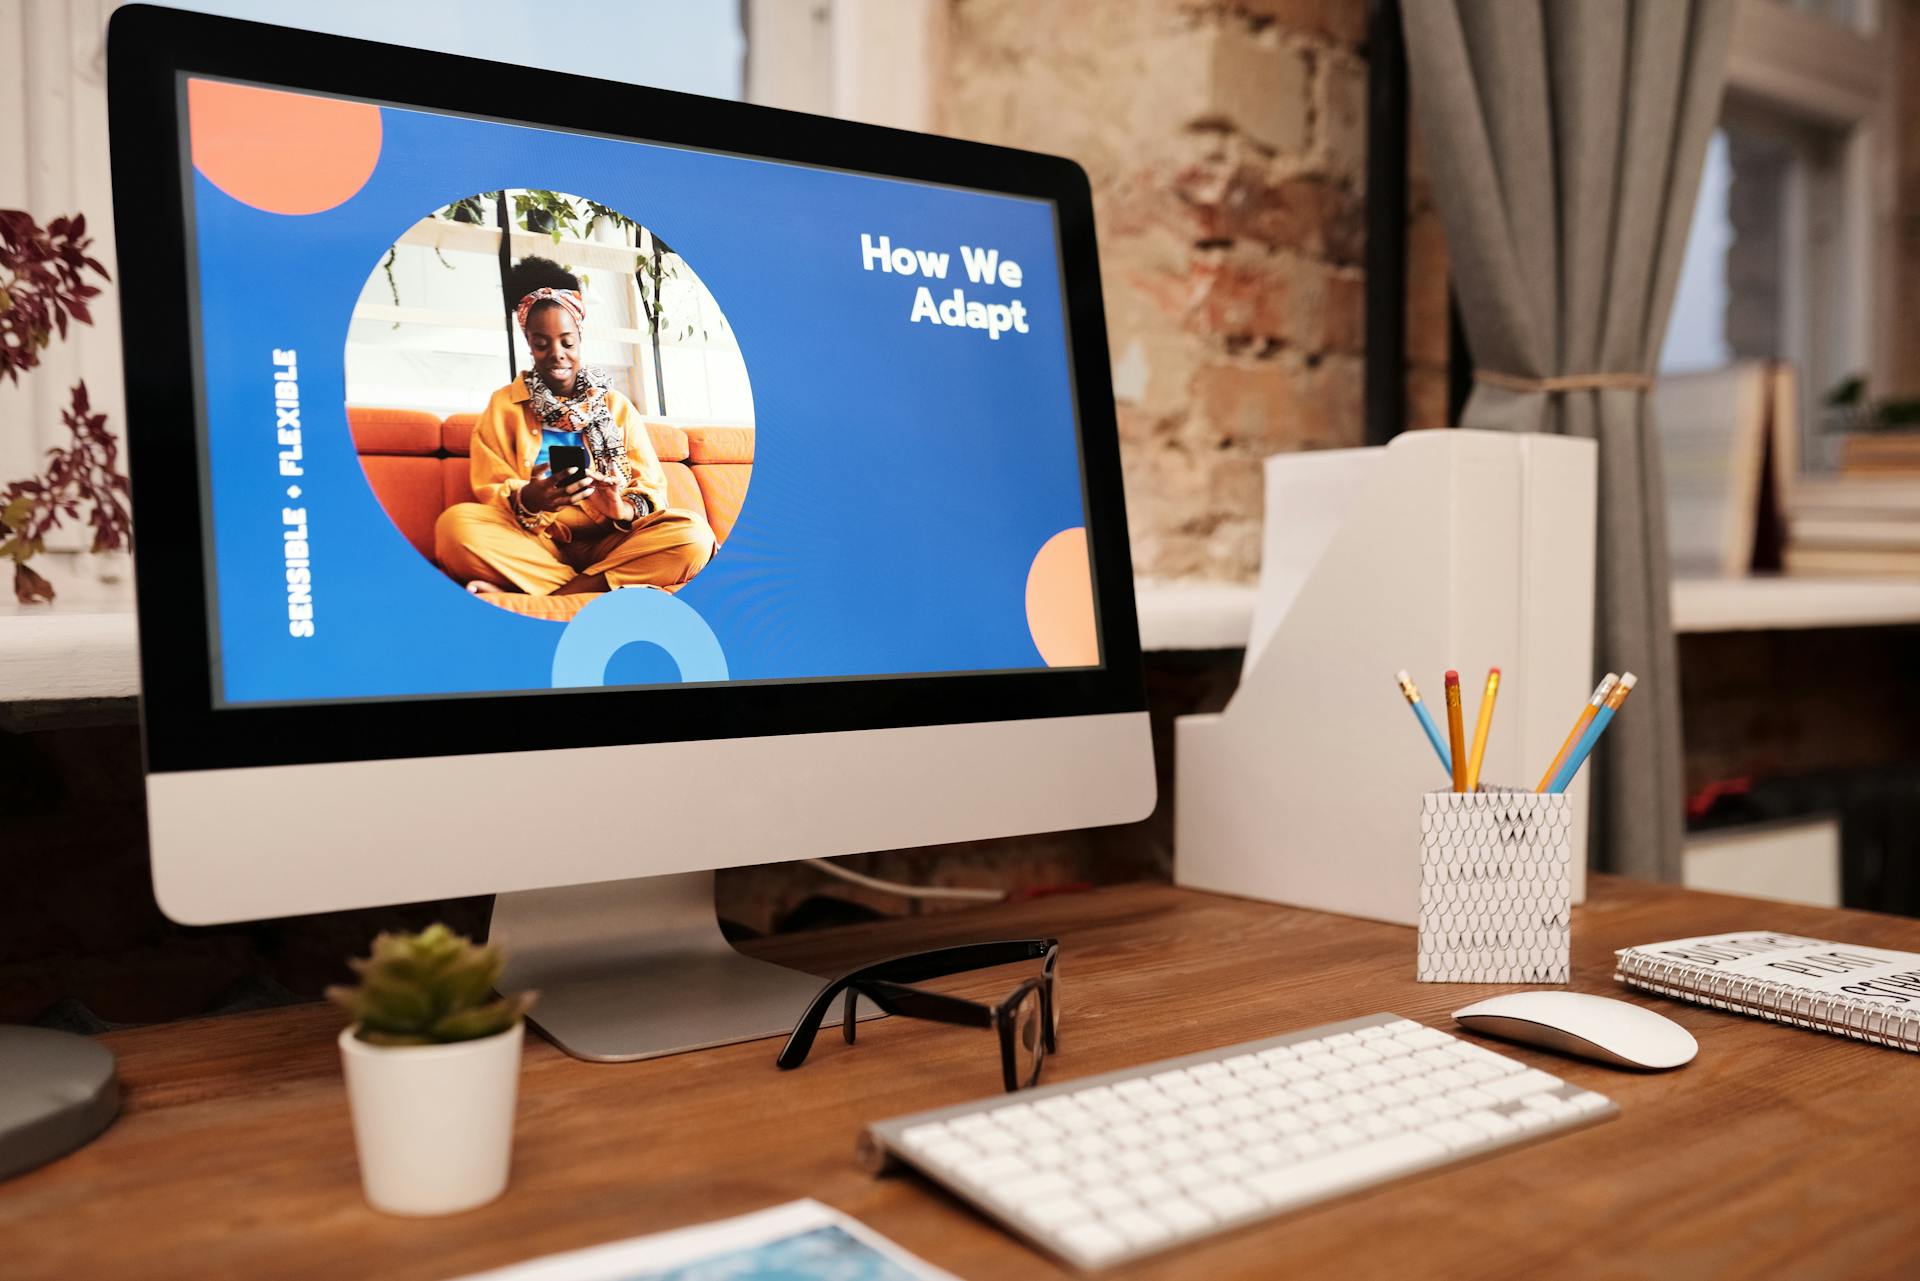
[1401,0,1734,880]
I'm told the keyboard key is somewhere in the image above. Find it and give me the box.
[1206,1152,1256,1180]
[1166,1162,1215,1190]
[1190,1062,1230,1080]
[1372,1038,1414,1059]
[1123,1172,1177,1201]
[1400,1028,1451,1049]
[1059,1222,1129,1266]
[1323,1032,1358,1048]
[1384,1018,1420,1033]
[920,1140,977,1168]
[1149,1196,1213,1234]
[1110,1213,1173,1250]
[1354,1025,1390,1042]
[993,1171,1074,1204]
[958,1154,1027,1184]
[1021,1194,1090,1227]
[1421,1119,1484,1150]
[1483,1071,1563,1104]
[1256,1045,1298,1063]
[1248,1133,1448,1210]
[1189,1181,1262,1219]
[1566,1091,1611,1115]
[1332,1043,1383,1066]
[1322,1122,1364,1148]
[1460,1110,1519,1140]
[1082,1184,1134,1214]
[1283,1133,1329,1160]
[901,1122,949,1147]
[1223,1054,1262,1073]
[1451,1086,1496,1110]
[1242,1141,1289,1170]
[1193,1131,1237,1156]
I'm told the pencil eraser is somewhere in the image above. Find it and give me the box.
[1396,669,1410,683]
[1489,667,1501,675]
[1445,670,1459,682]
[1618,672,1638,689]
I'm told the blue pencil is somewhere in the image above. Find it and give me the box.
[1396,670,1453,779]
[1548,672,1638,794]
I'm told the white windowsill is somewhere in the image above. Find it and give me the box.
[7,574,1920,704]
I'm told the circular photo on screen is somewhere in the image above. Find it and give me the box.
[343,188,754,621]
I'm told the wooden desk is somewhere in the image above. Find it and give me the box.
[7,877,1919,1280]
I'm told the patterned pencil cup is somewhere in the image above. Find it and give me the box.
[1417,788,1572,984]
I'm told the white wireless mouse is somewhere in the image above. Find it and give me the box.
[1452,991,1698,1070]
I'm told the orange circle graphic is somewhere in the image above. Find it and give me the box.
[1026,528,1098,668]
[188,79,382,215]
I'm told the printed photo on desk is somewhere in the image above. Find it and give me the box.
[448,1201,957,1281]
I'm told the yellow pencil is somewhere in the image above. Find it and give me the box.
[1463,667,1500,792]
[1536,673,1618,793]
[1444,670,1467,793]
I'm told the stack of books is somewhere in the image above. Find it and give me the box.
[1784,474,1920,576]
[1779,426,1920,576]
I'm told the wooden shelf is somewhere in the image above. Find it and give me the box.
[1671,575,1920,633]
[11,574,1918,705]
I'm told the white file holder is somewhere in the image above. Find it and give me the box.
[1175,429,1597,926]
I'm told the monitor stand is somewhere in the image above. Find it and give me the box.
[489,871,881,1063]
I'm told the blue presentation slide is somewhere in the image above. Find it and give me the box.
[183,80,1098,706]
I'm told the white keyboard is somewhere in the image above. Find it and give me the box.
[861,1012,1615,1271]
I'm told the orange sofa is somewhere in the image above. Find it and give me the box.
[347,405,753,620]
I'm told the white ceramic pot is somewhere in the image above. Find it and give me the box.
[338,1022,523,1216]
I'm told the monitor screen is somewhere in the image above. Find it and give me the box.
[178,76,1102,708]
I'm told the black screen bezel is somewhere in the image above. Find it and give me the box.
[105,4,1145,776]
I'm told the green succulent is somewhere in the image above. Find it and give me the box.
[327,924,535,1047]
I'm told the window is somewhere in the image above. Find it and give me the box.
[1659,0,1893,471]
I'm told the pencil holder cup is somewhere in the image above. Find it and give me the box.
[1416,788,1572,984]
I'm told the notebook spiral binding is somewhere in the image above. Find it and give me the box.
[1617,954,1920,1053]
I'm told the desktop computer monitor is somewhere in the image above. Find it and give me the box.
[105,5,1153,1061]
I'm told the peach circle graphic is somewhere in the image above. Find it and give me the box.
[1026,527,1098,667]
[187,79,382,215]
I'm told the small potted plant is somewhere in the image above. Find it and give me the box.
[327,925,536,1216]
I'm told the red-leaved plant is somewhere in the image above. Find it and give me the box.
[0,209,129,603]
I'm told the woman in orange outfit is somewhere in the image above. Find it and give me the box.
[435,257,714,597]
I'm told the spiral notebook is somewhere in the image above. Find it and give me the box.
[1615,932,1920,1053]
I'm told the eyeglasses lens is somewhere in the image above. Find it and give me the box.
[1012,987,1045,1088]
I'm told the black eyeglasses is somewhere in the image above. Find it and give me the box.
[776,939,1060,1092]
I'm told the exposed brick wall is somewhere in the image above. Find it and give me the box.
[932,0,1447,581]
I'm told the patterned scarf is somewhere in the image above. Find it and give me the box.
[522,365,628,487]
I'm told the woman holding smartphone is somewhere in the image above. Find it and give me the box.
[435,257,714,597]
